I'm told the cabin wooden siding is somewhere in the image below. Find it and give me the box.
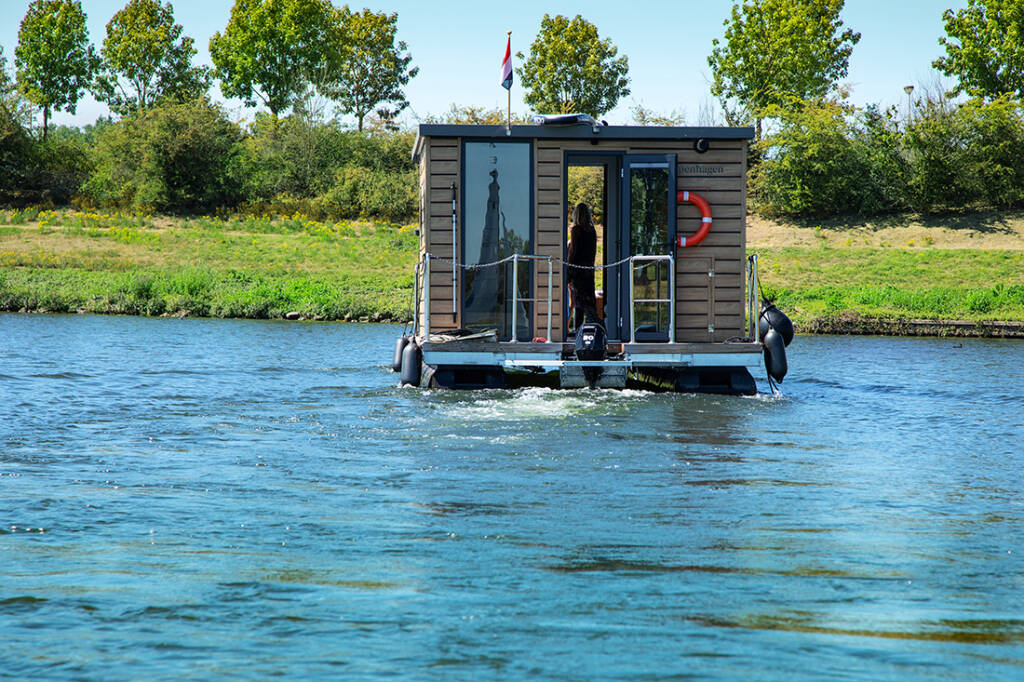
[418,132,749,341]
[534,139,748,342]
[419,137,461,332]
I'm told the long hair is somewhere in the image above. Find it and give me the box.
[571,202,593,228]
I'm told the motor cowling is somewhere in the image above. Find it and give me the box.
[575,323,607,362]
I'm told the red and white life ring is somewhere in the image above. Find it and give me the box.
[676,190,712,247]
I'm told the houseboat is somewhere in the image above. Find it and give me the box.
[393,117,791,394]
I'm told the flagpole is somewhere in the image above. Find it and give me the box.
[506,31,512,134]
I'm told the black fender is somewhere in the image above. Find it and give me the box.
[763,327,788,383]
[399,340,421,387]
[392,334,408,372]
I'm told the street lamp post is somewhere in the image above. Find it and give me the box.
[904,85,915,124]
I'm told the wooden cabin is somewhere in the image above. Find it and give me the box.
[406,120,766,393]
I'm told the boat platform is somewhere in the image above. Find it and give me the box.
[419,340,762,393]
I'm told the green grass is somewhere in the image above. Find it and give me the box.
[754,246,1024,324]
[0,210,418,321]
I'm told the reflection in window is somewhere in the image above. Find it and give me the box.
[463,141,532,340]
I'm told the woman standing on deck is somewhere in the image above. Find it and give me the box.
[567,202,598,331]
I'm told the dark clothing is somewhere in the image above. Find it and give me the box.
[567,222,598,329]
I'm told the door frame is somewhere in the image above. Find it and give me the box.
[563,152,622,339]
[621,154,677,342]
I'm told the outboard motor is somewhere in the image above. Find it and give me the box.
[574,322,607,361]
[759,300,793,383]
[392,334,409,372]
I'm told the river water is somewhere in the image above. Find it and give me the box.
[2,313,1022,680]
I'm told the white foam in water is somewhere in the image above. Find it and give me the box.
[442,387,653,422]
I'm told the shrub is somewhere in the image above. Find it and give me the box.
[902,100,974,212]
[82,99,244,212]
[750,99,873,216]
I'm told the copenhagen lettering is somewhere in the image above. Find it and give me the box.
[680,164,726,176]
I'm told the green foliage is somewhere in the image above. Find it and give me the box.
[95,0,210,115]
[322,8,418,132]
[753,96,1024,217]
[630,104,686,126]
[0,96,91,206]
[708,0,860,138]
[14,0,100,138]
[517,14,630,118]
[567,166,604,224]
[322,166,416,223]
[934,0,1024,99]
[82,99,243,212]
[429,104,531,125]
[751,99,873,216]
[960,98,1024,208]
[240,108,348,200]
[902,100,975,212]
[209,0,338,116]
[236,109,417,221]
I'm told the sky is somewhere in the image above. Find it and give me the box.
[0,0,968,129]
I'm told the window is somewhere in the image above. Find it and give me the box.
[462,141,532,340]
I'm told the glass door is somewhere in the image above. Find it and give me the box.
[621,155,676,342]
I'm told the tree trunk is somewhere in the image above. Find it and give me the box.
[42,105,49,141]
[357,112,364,132]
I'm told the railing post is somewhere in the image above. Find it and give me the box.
[412,259,420,338]
[510,255,519,343]
[546,257,553,342]
[629,257,636,344]
[750,254,759,343]
[424,254,431,339]
[668,254,675,343]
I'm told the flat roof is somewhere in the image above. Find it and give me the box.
[413,123,755,159]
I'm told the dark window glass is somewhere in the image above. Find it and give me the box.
[463,141,532,340]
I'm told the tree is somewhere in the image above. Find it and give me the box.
[933,0,1024,100]
[95,0,210,115]
[516,14,630,118]
[209,0,338,117]
[14,0,100,139]
[631,103,686,126]
[708,0,860,139]
[323,8,417,132]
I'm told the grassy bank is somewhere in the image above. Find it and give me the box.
[0,210,416,321]
[2,209,1024,332]
[754,247,1024,326]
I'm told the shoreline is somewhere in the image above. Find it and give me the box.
[798,315,1024,338]
[4,305,1023,339]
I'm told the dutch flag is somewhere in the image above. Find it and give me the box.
[501,34,512,90]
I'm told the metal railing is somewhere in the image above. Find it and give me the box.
[415,252,554,343]
[416,252,694,345]
[747,254,760,343]
[509,254,554,343]
[628,254,675,344]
